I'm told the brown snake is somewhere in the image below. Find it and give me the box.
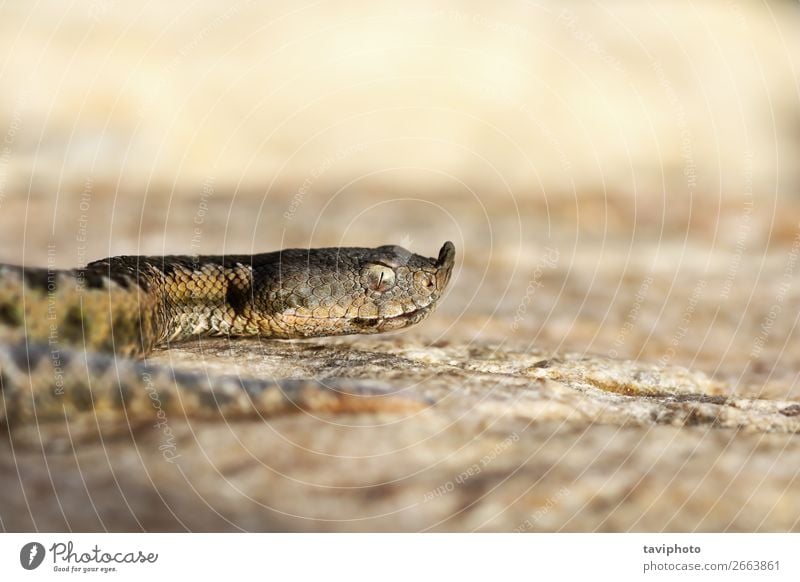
[0,242,455,431]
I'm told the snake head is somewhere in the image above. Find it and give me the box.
[268,241,455,337]
[352,241,455,333]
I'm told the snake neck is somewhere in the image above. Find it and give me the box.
[0,263,161,357]
[0,257,275,358]
[86,255,283,348]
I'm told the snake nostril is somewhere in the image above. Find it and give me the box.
[414,272,436,292]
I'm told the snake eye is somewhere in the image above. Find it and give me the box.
[364,264,396,293]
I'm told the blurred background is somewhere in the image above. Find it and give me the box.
[1,0,799,394]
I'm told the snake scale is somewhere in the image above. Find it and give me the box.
[0,242,455,432]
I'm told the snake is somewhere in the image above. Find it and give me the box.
[0,242,455,432]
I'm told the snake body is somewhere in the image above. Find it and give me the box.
[0,242,455,429]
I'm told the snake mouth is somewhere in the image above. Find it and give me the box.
[351,303,435,332]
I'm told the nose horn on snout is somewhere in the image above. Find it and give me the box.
[435,241,455,291]
[436,241,455,270]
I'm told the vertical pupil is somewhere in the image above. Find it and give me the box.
[368,266,394,291]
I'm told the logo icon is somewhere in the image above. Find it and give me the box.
[19,542,46,570]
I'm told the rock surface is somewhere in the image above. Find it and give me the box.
[2,218,799,531]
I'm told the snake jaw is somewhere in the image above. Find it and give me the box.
[366,304,435,333]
